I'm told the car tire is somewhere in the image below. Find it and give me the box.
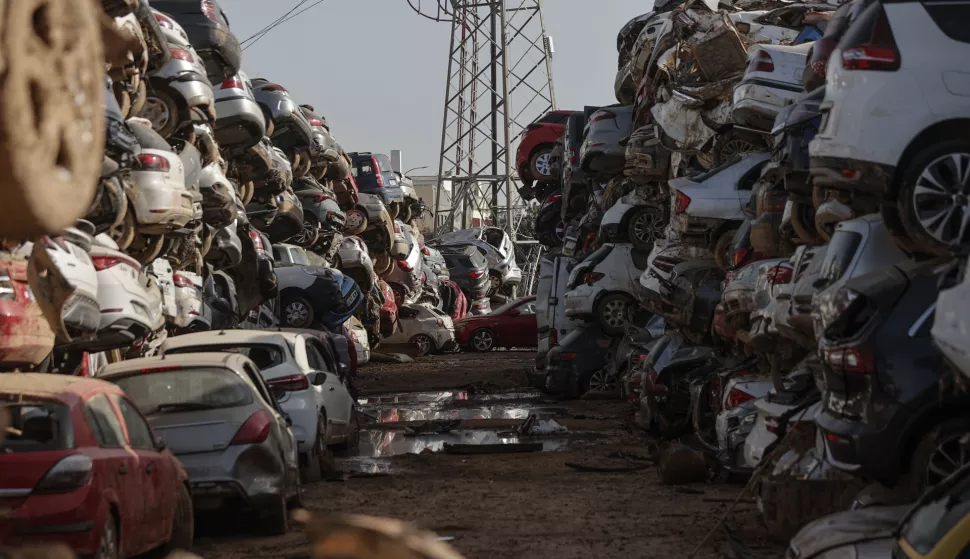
[335,408,361,454]
[373,253,393,277]
[410,334,436,357]
[344,208,368,235]
[713,228,738,273]
[596,293,634,335]
[130,80,147,117]
[399,204,412,223]
[470,328,495,352]
[628,206,665,253]
[896,140,970,256]
[139,88,182,139]
[530,147,554,181]
[283,295,315,329]
[301,420,327,483]
[790,201,821,245]
[162,484,194,552]
[261,497,289,536]
[714,130,761,166]
[95,513,119,559]
[901,417,970,500]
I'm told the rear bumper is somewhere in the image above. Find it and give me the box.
[564,285,597,318]
[0,485,103,555]
[177,443,287,509]
[816,405,908,483]
[808,155,893,198]
[732,81,801,130]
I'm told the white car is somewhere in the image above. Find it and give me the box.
[599,190,668,252]
[732,42,812,131]
[161,330,359,481]
[88,234,164,351]
[126,120,195,234]
[336,235,377,292]
[173,270,208,331]
[148,258,178,323]
[346,315,371,365]
[564,243,650,335]
[630,12,674,86]
[809,0,970,254]
[383,303,457,356]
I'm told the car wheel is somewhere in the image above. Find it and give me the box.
[399,204,412,223]
[373,253,393,277]
[713,228,738,273]
[139,89,181,138]
[905,417,970,499]
[585,368,616,394]
[344,208,367,235]
[470,328,495,352]
[283,295,315,328]
[261,496,289,536]
[293,216,320,248]
[335,407,361,453]
[530,148,554,180]
[301,421,327,483]
[897,141,970,256]
[790,201,821,245]
[628,206,666,253]
[95,513,119,559]
[596,293,633,335]
[410,334,435,357]
[163,484,194,552]
[714,131,759,166]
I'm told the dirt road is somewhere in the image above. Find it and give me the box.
[194,352,784,558]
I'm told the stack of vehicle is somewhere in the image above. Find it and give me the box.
[528,0,970,550]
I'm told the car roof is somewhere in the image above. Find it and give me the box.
[0,373,122,402]
[99,352,251,379]
[162,330,293,350]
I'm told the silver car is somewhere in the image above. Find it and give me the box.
[214,70,266,152]
[579,105,634,182]
[430,226,522,295]
[101,352,302,535]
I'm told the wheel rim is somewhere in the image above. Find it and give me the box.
[286,302,310,326]
[720,139,755,163]
[912,152,970,246]
[535,152,552,177]
[602,299,629,329]
[472,330,493,351]
[414,336,431,354]
[925,432,969,486]
[98,519,117,559]
[346,211,364,230]
[633,209,665,244]
[588,369,615,393]
[141,97,172,132]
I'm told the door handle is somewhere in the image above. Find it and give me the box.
[146,463,154,474]
[329,386,335,391]
[118,465,128,476]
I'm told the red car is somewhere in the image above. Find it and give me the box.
[0,374,193,558]
[455,296,538,352]
[515,110,576,188]
[0,257,54,370]
[378,279,398,337]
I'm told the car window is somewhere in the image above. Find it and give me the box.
[737,161,768,191]
[0,400,72,452]
[305,340,328,371]
[399,306,419,319]
[164,343,286,370]
[356,161,374,176]
[818,230,863,288]
[516,301,537,315]
[84,394,126,448]
[111,395,155,450]
[374,154,396,174]
[923,2,970,44]
[112,369,254,416]
[582,244,615,266]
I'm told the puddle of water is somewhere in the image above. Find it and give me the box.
[357,429,577,457]
[358,389,543,406]
[338,456,403,475]
[362,404,570,424]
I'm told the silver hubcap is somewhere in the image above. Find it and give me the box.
[98,520,116,559]
[286,302,309,325]
[473,330,493,350]
[141,97,171,131]
[588,369,615,392]
[602,299,629,328]
[720,139,755,163]
[535,152,552,176]
[347,211,364,229]
[414,336,431,354]
[633,209,665,243]
[926,433,968,486]
[912,152,970,246]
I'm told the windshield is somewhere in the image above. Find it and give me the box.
[0,400,72,453]
[491,299,529,315]
[112,369,253,416]
[164,344,286,371]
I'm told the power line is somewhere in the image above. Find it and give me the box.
[242,0,332,52]
[239,0,309,45]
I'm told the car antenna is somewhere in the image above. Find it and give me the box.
[218,329,227,336]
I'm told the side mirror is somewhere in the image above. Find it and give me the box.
[508,309,521,317]
[310,372,327,386]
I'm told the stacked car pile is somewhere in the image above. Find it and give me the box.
[529,0,970,550]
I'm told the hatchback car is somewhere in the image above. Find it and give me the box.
[564,243,650,335]
[0,374,193,556]
[348,152,405,218]
[454,296,538,352]
[580,105,635,183]
[438,245,490,302]
[213,70,265,152]
[383,304,457,356]
[732,42,812,131]
[150,0,241,82]
[515,110,576,191]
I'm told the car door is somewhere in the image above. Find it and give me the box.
[111,394,173,549]
[306,339,352,441]
[83,394,143,556]
[503,300,538,347]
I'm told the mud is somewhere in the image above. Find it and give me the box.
[194,352,785,559]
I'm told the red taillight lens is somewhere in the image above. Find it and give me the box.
[173,274,193,288]
[840,6,900,71]
[221,77,245,90]
[248,231,265,252]
[468,270,485,279]
[231,411,273,445]
[766,265,794,284]
[674,191,691,214]
[154,13,174,29]
[823,346,875,375]
[137,153,171,172]
[397,260,413,273]
[731,247,751,269]
[749,50,774,73]
[262,84,287,92]
[201,0,217,20]
[725,388,755,409]
[590,110,617,124]
[308,117,324,127]
[653,255,679,274]
[309,193,334,203]
[421,247,431,256]
[584,272,605,285]
[266,374,310,392]
[92,255,139,271]
[139,366,182,373]
[436,319,444,327]
[169,48,194,63]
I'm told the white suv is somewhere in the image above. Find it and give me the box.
[809,0,970,255]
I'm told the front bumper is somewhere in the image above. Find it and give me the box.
[808,155,893,198]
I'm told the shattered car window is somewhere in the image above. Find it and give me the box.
[0,400,72,452]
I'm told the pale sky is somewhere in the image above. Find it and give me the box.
[222,0,654,173]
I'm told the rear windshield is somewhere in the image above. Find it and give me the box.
[113,370,254,416]
[165,344,286,371]
[374,154,396,174]
[817,230,863,289]
[444,255,475,268]
[0,400,72,452]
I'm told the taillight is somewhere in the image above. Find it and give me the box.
[749,50,774,73]
[653,256,679,274]
[725,387,755,409]
[0,268,15,301]
[92,254,139,271]
[397,260,413,273]
[201,0,217,20]
[136,153,171,172]
[248,231,265,252]
[308,117,324,127]
[674,191,691,214]
[173,274,193,288]
[436,319,444,327]
[731,247,751,269]
[309,193,334,203]
[552,352,576,362]
[468,270,485,279]
[34,455,93,494]
[372,157,385,187]
[232,411,273,445]
[590,110,617,124]
[221,77,244,90]
[840,5,900,71]
[154,13,174,29]
[169,48,194,63]
[262,84,287,92]
[584,272,605,285]
[267,374,310,392]
[823,345,875,375]
[422,247,431,256]
[766,265,793,284]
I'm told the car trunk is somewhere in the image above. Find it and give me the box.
[148,407,252,456]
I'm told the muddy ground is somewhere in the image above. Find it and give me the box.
[194,351,785,559]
